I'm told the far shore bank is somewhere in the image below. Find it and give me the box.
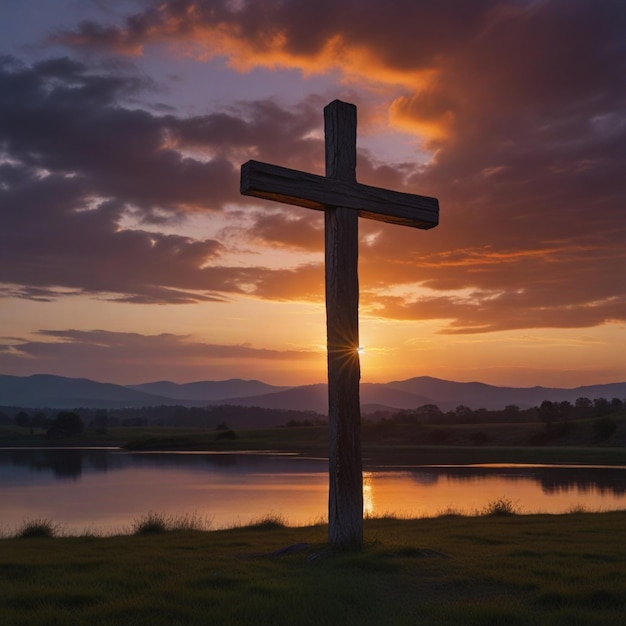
[2,426,626,467]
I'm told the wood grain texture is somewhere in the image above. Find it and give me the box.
[324,101,363,546]
[241,159,439,229]
[239,99,440,546]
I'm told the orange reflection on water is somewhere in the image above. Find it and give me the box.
[365,469,626,518]
[2,451,625,534]
[363,472,374,517]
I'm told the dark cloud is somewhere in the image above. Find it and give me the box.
[0,163,228,303]
[53,0,494,69]
[0,55,238,212]
[174,98,326,172]
[3,0,625,332]
[10,328,318,359]
[0,329,320,381]
[368,287,626,335]
[235,209,324,252]
[0,56,326,303]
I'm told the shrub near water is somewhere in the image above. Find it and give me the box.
[131,511,213,535]
[16,518,59,539]
[481,496,519,516]
[132,511,168,535]
[240,513,286,530]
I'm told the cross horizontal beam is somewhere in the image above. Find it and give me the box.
[241,159,439,230]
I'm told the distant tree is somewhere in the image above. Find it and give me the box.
[14,410,30,428]
[610,398,624,413]
[47,412,84,438]
[454,405,473,421]
[31,412,50,429]
[575,397,592,411]
[415,404,444,423]
[538,400,557,431]
[593,398,611,417]
[391,409,421,424]
[91,410,109,432]
[557,400,573,418]
[472,408,491,423]
[504,404,520,420]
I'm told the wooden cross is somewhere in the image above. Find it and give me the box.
[240,100,439,546]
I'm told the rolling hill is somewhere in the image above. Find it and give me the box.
[127,379,290,402]
[1,373,624,414]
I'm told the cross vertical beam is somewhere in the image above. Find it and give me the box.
[324,101,363,545]
[240,99,439,547]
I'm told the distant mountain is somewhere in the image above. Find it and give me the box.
[0,374,174,409]
[213,382,437,413]
[1,373,624,413]
[386,377,626,410]
[211,379,626,413]
[127,379,290,402]
[214,384,329,413]
[362,383,434,411]
[0,375,290,409]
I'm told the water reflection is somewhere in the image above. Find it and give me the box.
[0,448,91,480]
[0,448,322,479]
[1,448,625,534]
[397,465,626,496]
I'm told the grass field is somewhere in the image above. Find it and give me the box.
[1,511,625,625]
[2,422,625,624]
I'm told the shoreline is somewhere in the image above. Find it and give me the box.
[3,439,626,467]
[3,512,626,624]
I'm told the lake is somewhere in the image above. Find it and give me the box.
[2,448,626,535]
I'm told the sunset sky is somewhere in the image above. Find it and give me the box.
[1,0,624,388]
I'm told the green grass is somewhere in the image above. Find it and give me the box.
[1,511,625,625]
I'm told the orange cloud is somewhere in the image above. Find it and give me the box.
[56,1,445,143]
[389,91,455,143]
[24,1,626,338]
[84,8,435,90]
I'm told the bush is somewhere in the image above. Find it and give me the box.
[131,511,168,534]
[243,514,286,530]
[130,511,213,535]
[481,497,519,516]
[16,518,59,539]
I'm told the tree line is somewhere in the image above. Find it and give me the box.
[1,396,624,439]
[373,396,625,426]
[0,404,325,437]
